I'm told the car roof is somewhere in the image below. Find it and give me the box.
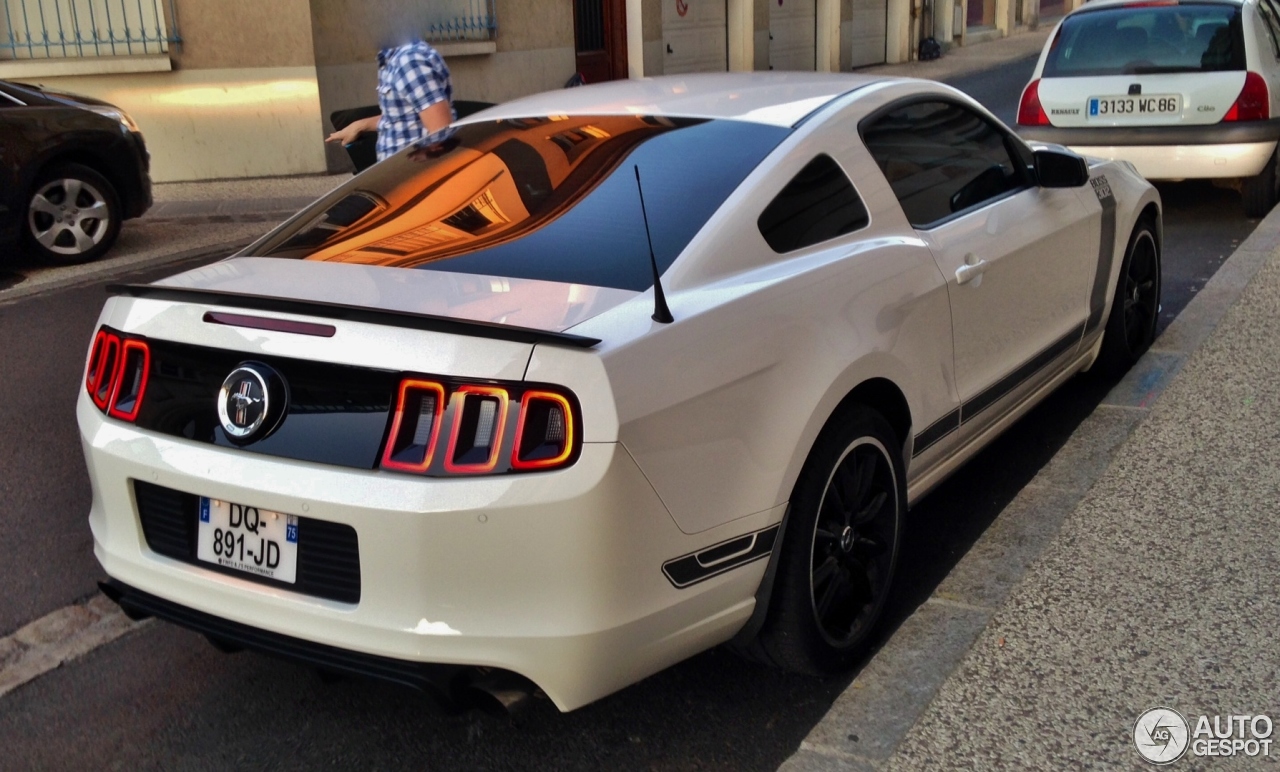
[1068,0,1244,14]
[456,72,892,128]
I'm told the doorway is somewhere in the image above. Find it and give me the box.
[574,0,629,83]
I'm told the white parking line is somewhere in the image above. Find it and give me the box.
[0,596,148,699]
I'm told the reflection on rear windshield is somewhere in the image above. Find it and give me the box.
[252,116,788,292]
[1043,4,1244,77]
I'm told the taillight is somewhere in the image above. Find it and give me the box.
[444,385,510,474]
[107,338,151,421]
[1017,79,1050,126]
[380,377,579,476]
[1224,72,1269,122]
[381,380,446,473]
[84,326,150,422]
[511,391,574,470]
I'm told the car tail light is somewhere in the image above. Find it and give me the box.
[380,380,446,473]
[445,385,510,474]
[106,338,151,422]
[511,391,575,470]
[380,377,580,476]
[1224,72,1269,122]
[1017,79,1050,126]
[85,330,119,410]
[84,326,150,422]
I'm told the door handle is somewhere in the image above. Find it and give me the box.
[955,259,988,285]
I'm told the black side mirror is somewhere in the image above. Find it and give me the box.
[1034,148,1090,188]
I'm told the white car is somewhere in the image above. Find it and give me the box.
[83,74,1161,713]
[1017,0,1280,216]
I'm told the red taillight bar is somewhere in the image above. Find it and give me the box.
[444,385,510,474]
[88,332,121,410]
[510,391,575,471]
[85,327,151,422]
[106,338,151,422]
[381,379,447,473]
[379,377,581,477]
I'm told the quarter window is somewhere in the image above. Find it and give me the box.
[861,101,1029,229]
[757,154,869,253]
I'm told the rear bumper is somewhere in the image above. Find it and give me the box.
[1019,118,1280,147]
[1064,141,1275,180]
[81,396,775,711]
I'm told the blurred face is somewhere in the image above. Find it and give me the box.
[377,12,420,49]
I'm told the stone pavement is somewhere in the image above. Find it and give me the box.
[782,158,1280,770]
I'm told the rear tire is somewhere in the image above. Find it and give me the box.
[1096,220,1161,379]
[23,163,121,264]
[1242,148,1279,218]
[743,404,904,675]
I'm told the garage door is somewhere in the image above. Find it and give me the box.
[662,0,727,74]
[769,0,816,71]
[848,0,887,67]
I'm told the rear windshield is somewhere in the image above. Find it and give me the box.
[249,116,789,292]
[1043,3,1245,77]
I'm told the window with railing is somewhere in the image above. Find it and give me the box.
[1,0,180,59]
[425,0,496,42]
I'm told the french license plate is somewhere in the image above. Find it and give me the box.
[1088,94,1181,118]
[197,498,299,583]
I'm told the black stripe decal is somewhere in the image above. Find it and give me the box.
[662,524,781,589]
[1085,176,1118,334]
[913,322,1086,454]
[107,284,601,348]
[961,322,1085,423]
[912,408,960,458]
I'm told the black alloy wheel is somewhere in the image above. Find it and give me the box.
[809,437,898,649]
[743,404,903,674]
[1097,221,1162,378]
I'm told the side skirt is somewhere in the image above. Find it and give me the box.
[905,345,1096,507]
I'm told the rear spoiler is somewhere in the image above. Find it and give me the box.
[106,284,602,349]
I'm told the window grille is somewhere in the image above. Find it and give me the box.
[1,0,180,59]
[425,0,496,42]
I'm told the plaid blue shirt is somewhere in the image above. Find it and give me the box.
[375,41,455,160]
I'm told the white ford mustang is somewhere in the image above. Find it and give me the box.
[83,74,1161,713]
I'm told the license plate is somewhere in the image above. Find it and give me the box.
[197,498,299,583]
[1088,95,1181,118]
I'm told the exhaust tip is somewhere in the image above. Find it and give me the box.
[459,669,538,716]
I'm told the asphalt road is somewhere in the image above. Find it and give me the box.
[0,56,1264,769]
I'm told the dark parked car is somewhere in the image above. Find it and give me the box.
[0,79,151,263]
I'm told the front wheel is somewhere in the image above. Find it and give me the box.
[1096,220,1161,379]
[23,164,121,264]
[745,404,904,675]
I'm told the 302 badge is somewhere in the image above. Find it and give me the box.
[197,498,299,583]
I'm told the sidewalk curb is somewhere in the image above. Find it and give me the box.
[779,205,1280,771]
[0,239,250,308]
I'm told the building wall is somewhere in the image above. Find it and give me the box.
[17,0,328,182]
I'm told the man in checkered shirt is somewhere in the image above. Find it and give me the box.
[326,39,456,161]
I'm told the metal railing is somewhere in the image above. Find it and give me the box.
[1,0,180,59]
[425,0,496,42]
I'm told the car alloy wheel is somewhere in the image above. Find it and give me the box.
[1121,230,1159,355]
[741,404,903,674]
[809,436,899,649]
[28,176,113,257]
[1097,220,1161,378]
